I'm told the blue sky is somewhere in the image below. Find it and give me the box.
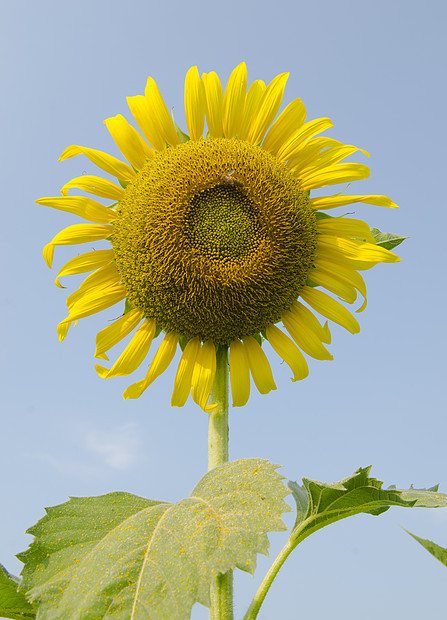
[1,0,446,618]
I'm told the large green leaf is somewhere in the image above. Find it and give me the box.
[19,459,290,619]
[370,227,408,251]
[0,564,36,619]
[405,530,447,567]
[288,466,447,546]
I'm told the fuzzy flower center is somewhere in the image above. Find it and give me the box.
[113,138,317,345]
[187,185,263,261]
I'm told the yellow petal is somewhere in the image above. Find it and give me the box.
[276,118,333,162]
[246,72,289,146]
[316,239,376,268]
[282,310,333,360]
[191,340,217,412]
[300,286,360,334]
[238,80,267,141]
[242,336,276,395]
[314,257,367,312]
[310,194,399,210]
[201,71,224,138]
[127,94,165,152]
[222,62,247,139]
[57,319,72,342]
[318,235,400,263]
[66,263,120,310]
[262,97,307,155]
[291,301,332,344]
[171,337,201,407]
[286,137,342,172]
[95,319,156,378]
[309,269,357,305]
[123,331,179,400]
[297,144,369,177]
[54,249,114,288]
[62,280,126,323]
[59,145,135,181]
[43,224,113,268]
[145,77,180,148]
[322,322,331,343]
[300,163,370,190]
[104,114,153,170]
[317,217,376,244]
[229,339,250,407]
[60,175,125,201]
[266,324,308,382]
[94,309,143,360]
[36,196,116,224]
[184,66,205,141]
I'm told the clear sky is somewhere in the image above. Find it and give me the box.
[1,1,446,618]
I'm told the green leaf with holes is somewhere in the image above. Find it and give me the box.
[18,459,290,619]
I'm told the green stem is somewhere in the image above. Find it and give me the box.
[243,538,296,620]
[208,345,233,620]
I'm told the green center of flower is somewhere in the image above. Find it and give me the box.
[187,185,263,261]
[113,138,317,345]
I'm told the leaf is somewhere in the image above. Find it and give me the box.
[19,459,290,619]
[288,466,447,546]
[253,333,264,346]
[172,116,190,144]
[314,211,332,220]
[123,298,135,313]
[178,334,189,351]
[0,564,36,619]
[370,227,408,251]
[405,530,447,567]
[287,480,308,524]
[305,276,318,288]
[244,469,447,620]
[399,484,447,507]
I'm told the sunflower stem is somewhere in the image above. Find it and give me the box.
[208,345,233,620]
[208,346,229,469]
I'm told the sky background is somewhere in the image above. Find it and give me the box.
[1,0,446,618]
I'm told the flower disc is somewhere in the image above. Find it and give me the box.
[113,138,317,344]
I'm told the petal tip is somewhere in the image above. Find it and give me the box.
[58,145,76,162]
[43,243,54,268]
[94,364,110,379]
[123,387,137,400]
[203,402,218,413]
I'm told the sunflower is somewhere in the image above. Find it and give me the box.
[38,63,400,411]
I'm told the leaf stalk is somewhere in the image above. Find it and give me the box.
[243,531,301,619]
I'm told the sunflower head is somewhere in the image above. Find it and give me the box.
[38,62,400,411]
[114,137,317,345]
